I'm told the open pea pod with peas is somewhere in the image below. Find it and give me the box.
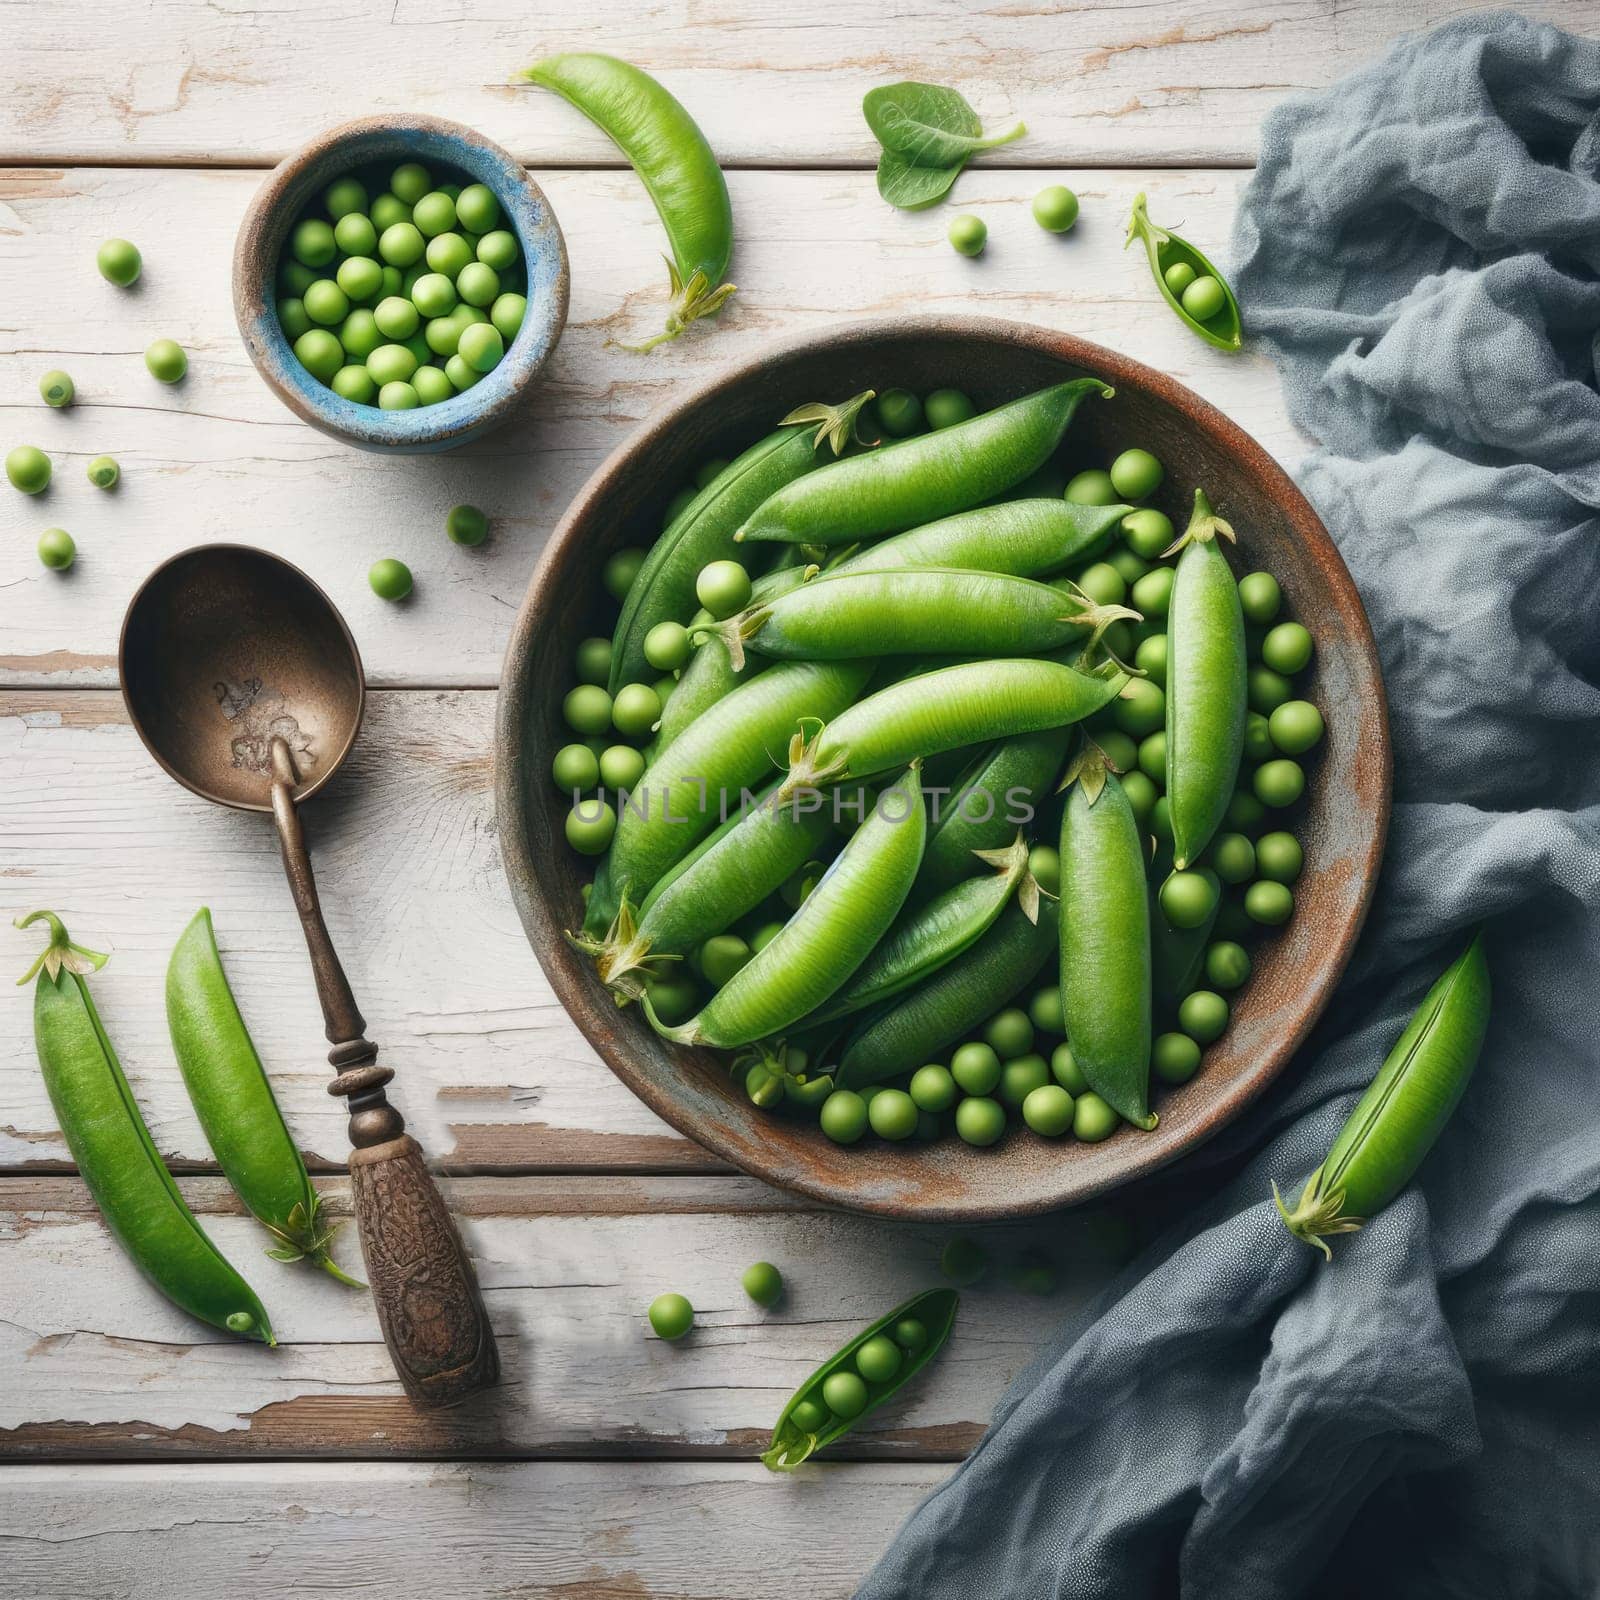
[763,1286,960,1472]
[1126,192,1243,352]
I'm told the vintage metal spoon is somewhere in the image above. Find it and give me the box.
[120,544,498,1407]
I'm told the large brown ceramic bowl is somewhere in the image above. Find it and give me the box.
[495,317,1390,1220]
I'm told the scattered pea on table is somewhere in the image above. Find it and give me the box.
[6,445,51,494]
[1032,185,1079,233]
[96,238,141,286]
[38,371,74,408]
[87,455,120,490]
[446,503,489,546]
[368,557,413,601]
[948,214,987,257]
[647,1291,695,1340]
[37,528,75,570]
[144,339,188,384]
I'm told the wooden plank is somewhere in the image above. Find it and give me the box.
[0,164,1300,689]
[0,1173,1137,1461]
[0,1459,942,1598]
[0,688,715,1174]
[2,0,1591,168]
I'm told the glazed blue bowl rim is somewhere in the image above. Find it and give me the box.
[234,113,567,452]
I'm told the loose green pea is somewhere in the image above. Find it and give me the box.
[455,183,500,234]
[1028,843,1060,895]
[331,365,377,404]
[998,1052,1051,1109]
[1211,832,1256,884]
[1029,984,1065,1035]
[478,229,519,270]
[598,743,647,792]
[1095,729,1138,774]
[1109,448,1164,501]
[648,1291,694,1340]
[1077,560,1126,606]
[458,261,501,307]
[324,175,369,219]
[1238,571,1282,624]
[1253,759,1305,808]
[1065,469,1118,507]
[1241,710,1274,763]
[1130,566,1175,619]
[1255,831,1304,883]
[870,1089,919,1141]
[1023,1083,1074,1136]
[412,191,458,238]
[566,797,617,855]
[37,528,75,570]
[371,194,411,231]
[1135,632,1169,685]
[1261,621,1313,676]
[821,1089,869,1144]
[1151,795,1173,843]
[603,547,647,602]
[374,295,421,340]
[144,339,187,383]
[389,163,431,204]
[294,329,343,382]
[1073,1091,1118,1142]
[955,1096,1006,1146]
[1245,879,1294,925]
[1181,275,1228,322]
[695,559,751,618]
[909,1064,957,1113]
[38,370,74,408]
[1139,731,1167,786]
[1121,769,1158,826]
[446,504,489,547]
[940,1236,988,1286]
[291,218,336,267]
[645,975,700,1025]
[339,308,383,360]
[575,636,613,685]
[742,1261,783,1308]
[983,1008,1034,1060]
[1050,1042,1088,1095]
[643,620,692,672]
[924,389,976,430]
[563,684,613,735]
[875,389,923,437]
[1178,989,1229,1043]
[1205,940,1251,990]
[1032,185,1079,232]
[444,353,480,392]
[697,932,753,988]
[1152,1031,1201,1084]
[411,271,457,319]
[280,260,317,297]
[378,221,426,267]
[368,557,412,600]
[1107,547,1150,588]
[97,238,142,286]
[334,210,379,255]
[279,297,312,340]
[459,322,504,373]
[86,455,119,490]
[552,742,600,792]
[1226,788,1267,833]
[1122,507,1174,558]
[1160,870,1217,930]
[611,682,662,738]
[378,380,420,411]
[1115,678,1165,740]
[1248,665,1294,714]
[951,1041,1002,1096]
[1163,261,1197,296]
[6,445,51,494]
[491,292,527,341]
[1269,700,1324,756]
[948,214,987,257]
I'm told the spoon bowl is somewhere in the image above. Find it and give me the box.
[120,545,364,812]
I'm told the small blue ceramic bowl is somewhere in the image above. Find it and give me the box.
[234,113,568,453]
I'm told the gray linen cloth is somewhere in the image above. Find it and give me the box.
[857,15,1600,1597]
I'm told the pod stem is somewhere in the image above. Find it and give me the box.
[14,910,109,986]
[566,900,672,1002]
[971,831,1042,923]
[1271,1174,1364,1261]
[262,1195,368,1289]
[772,718,849,807]
[1057,738,1113,806]
[618,259,737,353]
[778,390,878,456]
[1161,487,1236,558]
[690,606,770,673]
[1057,581,1144,670]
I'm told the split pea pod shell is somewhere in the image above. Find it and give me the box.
[585,658,871,935]
[836,898,1059,1090]
[1277,935,1490,1257]
[726,568,1100,666]
[1059,764,1156,1130]
[783,657,1126,794]
[736,379,1112,547]
[166,909,359,1286]
[523,53,734,349]
[609,425,819,690]
[832,498,1130,579]
[762,1287,959,1472]
[18,912,274,1343]
[1166,489,1247,869]
[653,764,927,1048]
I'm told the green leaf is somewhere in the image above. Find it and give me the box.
[863,83,1025,168]
[876,150,965,212]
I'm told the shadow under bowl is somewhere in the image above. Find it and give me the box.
[495,316,1391,1221]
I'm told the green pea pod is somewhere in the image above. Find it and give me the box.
[1276,935,1490,1258]
[574,788,835,997]
[833,498,1130,579]
[609,394,875,691]
[804,832,1035,1028]
[1166,488,1247,870]
[1126,192,1243,353]
[653,563,817,753]
[584,658,871,935]
[166,909,363,1287]
[523,53,734,351]
[735,379,1112,547]
[762,1287,959,1472]
[915,727,1074,900]
[713,567,1115,669]
[1058,749,1156,1130]
[16,912,275,1344]
[836,898,1058,1090]
[1150,868,1222,1015]
[647,765,926,1049]
[779,657,1127,799]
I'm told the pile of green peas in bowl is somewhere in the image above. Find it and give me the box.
[276,159,529,410]
[548,375,1325,1155]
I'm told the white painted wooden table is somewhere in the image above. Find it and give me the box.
[1,3,1589,1593]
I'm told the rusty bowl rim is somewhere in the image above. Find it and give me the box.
[494,314,1392,1220]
